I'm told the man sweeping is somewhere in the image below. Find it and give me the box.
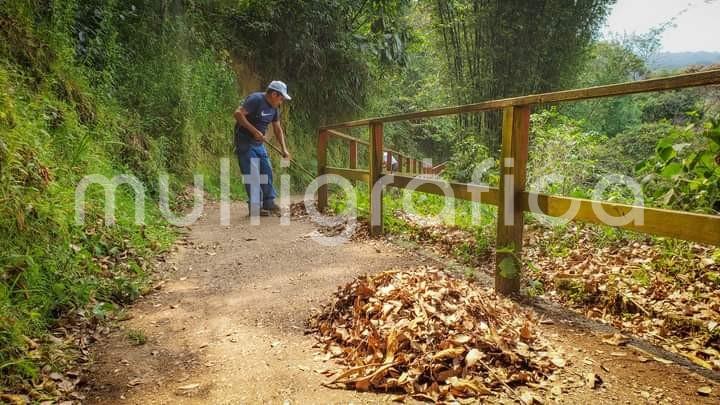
[233,81,292,216]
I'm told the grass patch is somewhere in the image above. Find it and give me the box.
[126,329,147,346]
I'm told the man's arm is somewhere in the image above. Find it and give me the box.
[272,120,290,159]
[234,106,264,142]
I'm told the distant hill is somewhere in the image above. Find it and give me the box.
[649,51,720,70]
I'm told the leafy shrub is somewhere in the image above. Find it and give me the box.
[641,89,704,124]
[637,117,720,212]
[598,121,675,175]
[443,135,497,185]
[527,108,606,197]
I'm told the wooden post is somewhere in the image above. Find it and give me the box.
[349,140,357,170]
[495,105,530,295]
[349,140,357,185]
[413,159,418,174]
[369,123,384,236]
[317,130,329,212]
[386,151,392,172]
[405,156,410,173]
[397,155,403,173]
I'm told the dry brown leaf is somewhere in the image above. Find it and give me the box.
[433,347,465,360]
[697,386,712,396]
[451,334,471,345]
[465,348,482,367]
[520,322,534,342]
[550,356,565,368]
[602,333,629,346]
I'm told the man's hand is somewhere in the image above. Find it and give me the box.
[282,150,291,160]
[252,130,265,143]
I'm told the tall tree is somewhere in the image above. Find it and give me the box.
[432,0,616,151]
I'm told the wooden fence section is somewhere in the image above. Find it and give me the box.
[317,129,428,212]
[316,69,720,295]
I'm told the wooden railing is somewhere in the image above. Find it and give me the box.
[316,69,720,295]
[316,129,429,209]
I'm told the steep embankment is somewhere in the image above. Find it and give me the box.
[0,2,248,394]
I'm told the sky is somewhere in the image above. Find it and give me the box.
[603,0,720,52]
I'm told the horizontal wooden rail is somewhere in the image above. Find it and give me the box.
[326,129,369,145]
[325,167,370,183]
[387,175,499,206]
[326,129,423,168]
[323,167,720,246]
[322,169,720,245]
[521,192,720,246]
[320,69,720,130]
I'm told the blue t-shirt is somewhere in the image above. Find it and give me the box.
[234,92,279,146]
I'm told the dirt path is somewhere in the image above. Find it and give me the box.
[87,201,719,404]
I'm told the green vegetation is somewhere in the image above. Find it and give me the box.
[126,329,147,346]
[434,0,615,150]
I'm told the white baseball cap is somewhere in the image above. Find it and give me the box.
[267,80,292,100]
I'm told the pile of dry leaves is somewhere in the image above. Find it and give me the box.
[290,201,371,240]
[289,201,310,218]
[308,266,563,401]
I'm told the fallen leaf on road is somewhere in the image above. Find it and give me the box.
[602,333,629,346]
[551,356,566,368]
[697,386,712,396]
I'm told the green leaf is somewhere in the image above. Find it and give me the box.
[656,136,674,149]
[706,130,720,146]
[657,146,675,162]
[498,257,519,279]
[701,151,717,169]
[634,161,648,172]
[660,162,683,178]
